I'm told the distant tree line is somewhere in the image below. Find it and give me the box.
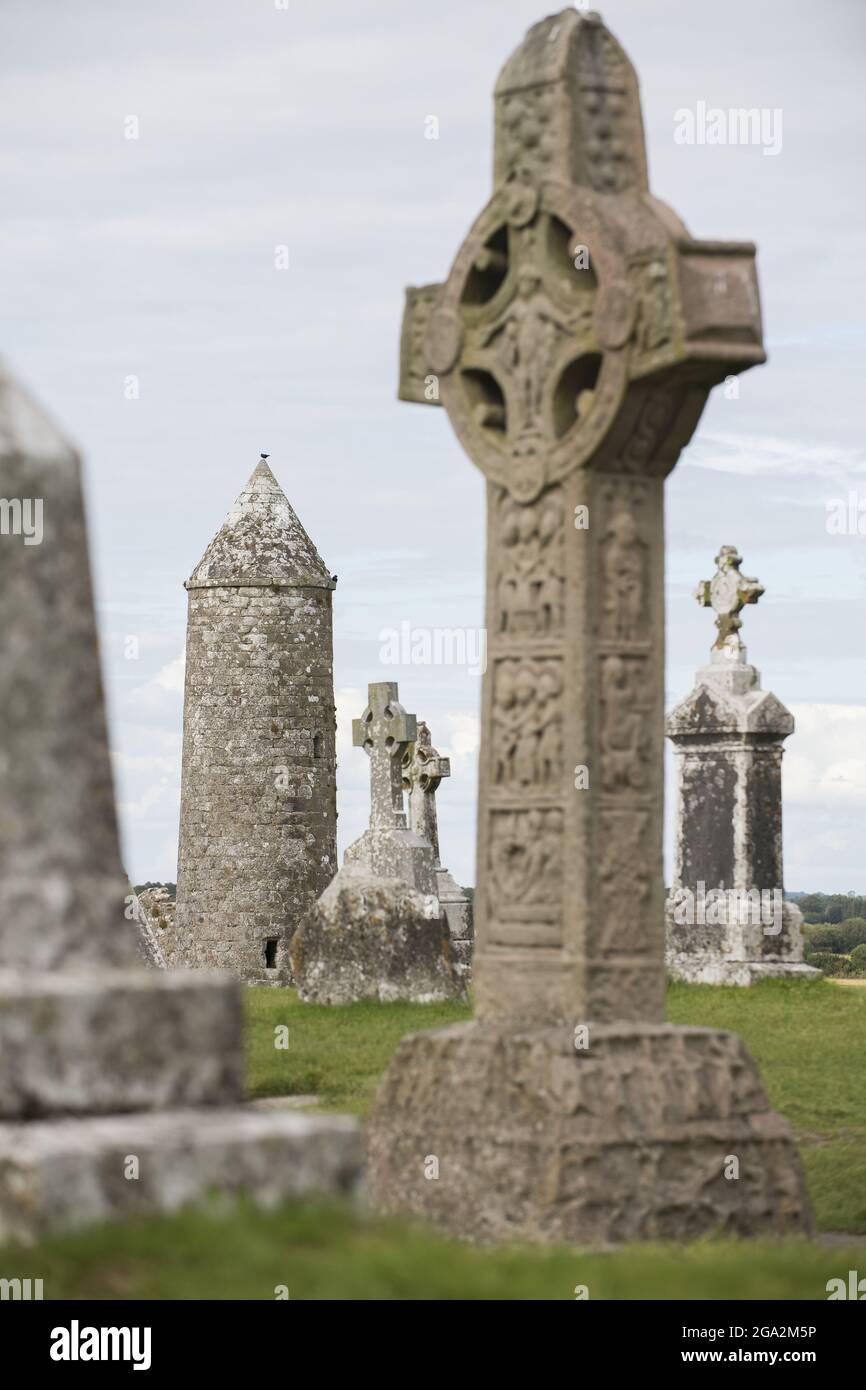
[788,893,866,977]
[790,891,866,923]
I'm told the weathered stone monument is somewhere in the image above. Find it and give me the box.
[345,682,436,892]
[173,459,337,984]
[0,365,360,1240]
[666,546,819,985]
[402,721,474,975]
[290,684,465,1003]
[368,10,813,1241]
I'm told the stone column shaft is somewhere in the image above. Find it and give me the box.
[475,468,668,1025]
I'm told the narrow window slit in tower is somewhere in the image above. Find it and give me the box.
[264,938,278,969]
[313,733,323,759]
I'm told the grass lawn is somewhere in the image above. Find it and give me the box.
[2,976,863,1298]
[245,977,866,1233]
[2,1201,860,1301]
[244,990,471,1115]
[667,977,866,1234]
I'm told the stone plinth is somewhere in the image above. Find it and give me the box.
[344,827,436,895]
[290,867,465,1004]
[665,548,819,985]
[366,9,813,1244]
[369,1023,810,1243]
[0,969,243,1119]
[435,867,474,977]
[0,1110,363,1244]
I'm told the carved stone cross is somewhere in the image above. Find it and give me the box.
[695,545,764,658]
[397,8,766,1027]
[370,10,811,1247]
[352,682,417,832]
[402,721,451,863]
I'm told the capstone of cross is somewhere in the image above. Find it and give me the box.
[695,545,764,657]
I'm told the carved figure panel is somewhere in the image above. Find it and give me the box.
[495,485,564,637]
[628,256,673,364]
[422,183,633,501]
[488,808,563,915]
[498,87,558,185]
[599,654,652,793]
[600,508,648,642]
[492,659,563,792]
[476,228,596,441]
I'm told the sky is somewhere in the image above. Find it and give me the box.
[2,0,865,892]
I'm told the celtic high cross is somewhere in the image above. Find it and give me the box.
[352,683,417,833]
[401,721,451,863]
[398,9,766,1026]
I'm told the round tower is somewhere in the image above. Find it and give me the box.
[174,459,337,983]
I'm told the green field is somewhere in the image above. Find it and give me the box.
[245,991,471,1115]
[2,977,864,1299]
[4,1203,861,1302]
[667,977,866,1233]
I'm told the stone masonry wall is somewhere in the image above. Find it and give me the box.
[174,581,337,982]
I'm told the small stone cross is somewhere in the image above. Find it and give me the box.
[352,682,417,831]
[402,721,451,863]
[695,546,764,658]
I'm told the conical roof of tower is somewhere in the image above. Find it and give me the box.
[187,459,334,589]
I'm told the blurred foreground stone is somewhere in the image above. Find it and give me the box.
[0,362,361,1241]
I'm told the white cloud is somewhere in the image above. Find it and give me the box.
[127,651,185,718]
[440,711,480,762]
[688,432,866,477]
[785,704,866,806]
[335,685,365,764]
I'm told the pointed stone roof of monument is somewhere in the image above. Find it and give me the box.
[187,459,334,589]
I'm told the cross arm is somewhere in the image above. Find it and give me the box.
[398,283,445,405]
[415,752,451,792]
[351,717,371,752]
[694,580,713,608]
[672,239,765,380]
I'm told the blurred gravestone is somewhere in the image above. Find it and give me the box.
[0,362,361,1241]
[402,721,474,976]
